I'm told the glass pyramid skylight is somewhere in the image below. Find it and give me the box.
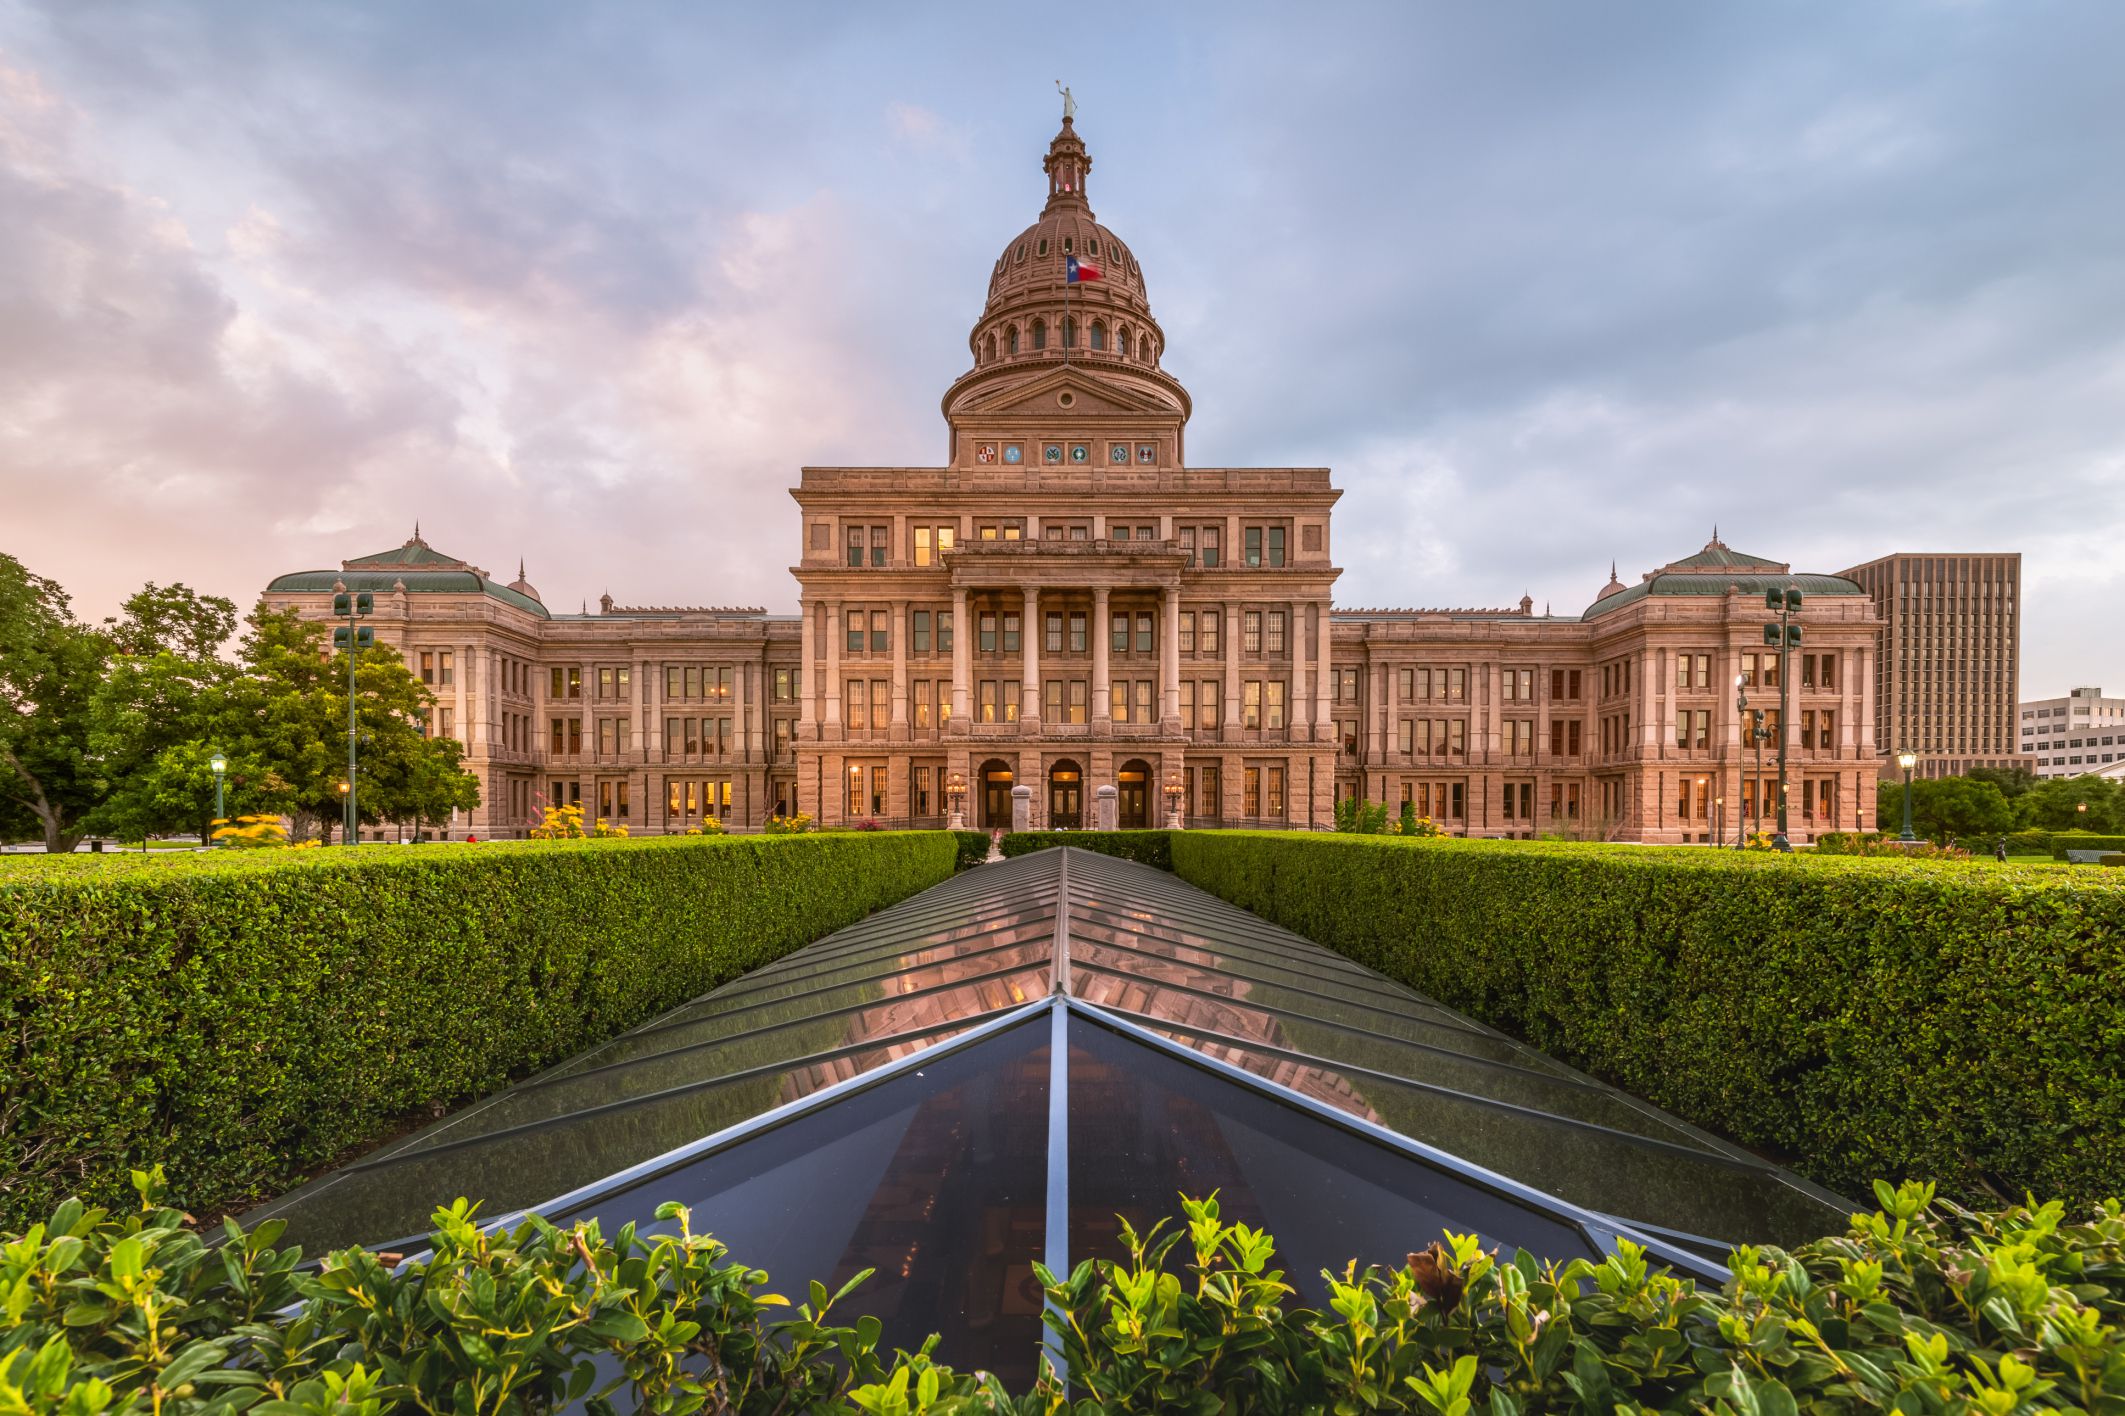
[249,848,1849,1388]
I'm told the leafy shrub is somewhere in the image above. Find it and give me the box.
[998,829,1172,869]
[1169,831,2125,1206]
[763,812,816,834]
[2051,832,2125,860]
[1334,796,1391,834]
[209,813,290,848]
[10,1170,2122,1415]
[951,830,992,870]
[2008,827,2056,855]
[1814,831,1971,859]
[1394,801,1441,837]
[0,832,955,1229]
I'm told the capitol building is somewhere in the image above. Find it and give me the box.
[266,117,1885,843]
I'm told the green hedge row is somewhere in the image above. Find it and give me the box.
[999,829,1174,869]
[951,829,993,870]
[0,833,955,1230]
[1169,831,2125,1206]
[2052,832,2125,859]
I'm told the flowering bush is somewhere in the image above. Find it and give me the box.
[685,817,728,837]
[209,813,289,848]
[763,812,815,835]
[1813,831,1971,859]
[528,803,629,839]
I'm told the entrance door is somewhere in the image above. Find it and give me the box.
[980,760,1014,828]
[1049,760,1083,829]
[1118,759,1150,828]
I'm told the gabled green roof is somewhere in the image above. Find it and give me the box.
[1582,572,1865,620]
[345,541,467,570]
[1663,545,1787,572]
[264,569,549,618]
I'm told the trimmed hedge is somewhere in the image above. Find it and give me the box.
[2053,832,2125,860]
[1170,831,2125,1206]
[951,829,993,870]
[0,833,955,1230]
[999,829,1173,869]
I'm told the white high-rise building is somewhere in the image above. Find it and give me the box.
[2019,686,2125,777]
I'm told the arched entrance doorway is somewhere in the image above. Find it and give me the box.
[1118,759,1152,829]
[979,759,1014,829]
[1049,759,1084,829]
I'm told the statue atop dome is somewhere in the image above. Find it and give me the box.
[1055,80,1075,122]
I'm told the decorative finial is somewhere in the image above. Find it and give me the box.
[1609,559,1619,582]
[412,520,422,543]
[1711,523,1721,546]
[517,557,526,579]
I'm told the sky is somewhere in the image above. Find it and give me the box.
[2,1,2120,696]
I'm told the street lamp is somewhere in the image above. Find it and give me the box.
[1163,770,1186,829]
[1763,586,1804,851]
[945,770,968,830]
[1896,750,1918,843]
[208,751,227,843]
[332,590,374,845]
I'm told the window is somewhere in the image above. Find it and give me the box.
[1032,319,1046,350]
[846,615,865,656]
[1508,719,1533,755]
[1136,612,1153,653]
[1245,526,1263,567]
[1243,681,1262,729]
[1090,321,1106,351]
[1243,766,1261,817]
[1003,613,1021,652]
[1111,611,1129,653]
[937,611,952,652]
[1046,612,1064,653]
[1265,765,1285,817]
[1338,668,1359,701]
[1068,679,1088,724]
[1551,782,1581,821]
[1549,669,1582,701]
[913,611,931,653]
[845,678,866,731]
[1180,612,1196,653]
[1503,668,1535,702]
[1267,611,1286,656]
[914,680,933,728]
[1200,526,1221,568]
[979,613,998,652]
[1501,781,1533,823]
[1244,612,1262,655]
[1135,679,1153,723]
[870,526,888,567]
[1194,764,1220,818]
[1199,679,1219,729]
[1179,680,1194,726]
[1069,611,1087,652]
[1676,709,1710,750]
[1201,611,1220,655]
[1268,527,1286,567]
[419,651,435,684]
[1549,719,1582,756]
[773,667,796,702]
[1266,681,1286,730]
[1179,526,1196,564]
[846,525,864,568]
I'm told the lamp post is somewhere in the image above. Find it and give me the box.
[1763,586,1804,850]
[1163,770,1186,829]
[945,770,968,830]
[208,751,227,844]
[1896,750,1918,843]
[332,591,374,845]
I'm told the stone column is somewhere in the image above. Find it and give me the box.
[889,599,909,740]
[798,601,816,742]
[1092,585,1112,727]
[950,587,972,727]
[1222,605,1242,742]
[1161,586,1182,727]
[1287,601,1308,736]
[734,660,751,764]
[1020,586,1041,728]
[823,600,842,735]
[1313,603,1333,742]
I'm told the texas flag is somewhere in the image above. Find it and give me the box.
[1065,253,1102,284]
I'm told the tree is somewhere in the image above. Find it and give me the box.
[221,604,475,843]
[1965,764,2037,801]
[2016,775,2125,833]
[1908,777,2015,844]
[0,554,110,852]
[84,584,243,842]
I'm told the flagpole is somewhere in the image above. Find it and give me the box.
[1063,256,1070,369]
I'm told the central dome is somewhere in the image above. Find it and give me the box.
[944,115,1185,421]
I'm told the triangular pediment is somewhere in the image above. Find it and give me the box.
[956,365,1183,419]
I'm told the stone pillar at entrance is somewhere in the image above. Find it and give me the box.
[1020,586,1041,728]
[1091,585,1111,727]
[1095,783,1118,830]
[1011,782,1033,832]
[950,587,971,726]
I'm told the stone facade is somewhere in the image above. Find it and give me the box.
[265,116,1885,843]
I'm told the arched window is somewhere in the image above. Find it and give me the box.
[1117,325,1131,359]
[1007,325,1020,355]
[1063,317,1076,349]
[1015,243,1027,263]
[1090,321,1106,351]
[1031,319,1047,351]
[1139,335,1153,362]
[982,333,996,363]
[1062,236,1073,255]
[1088,238,1100,257]
[1036,238,1049,258]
